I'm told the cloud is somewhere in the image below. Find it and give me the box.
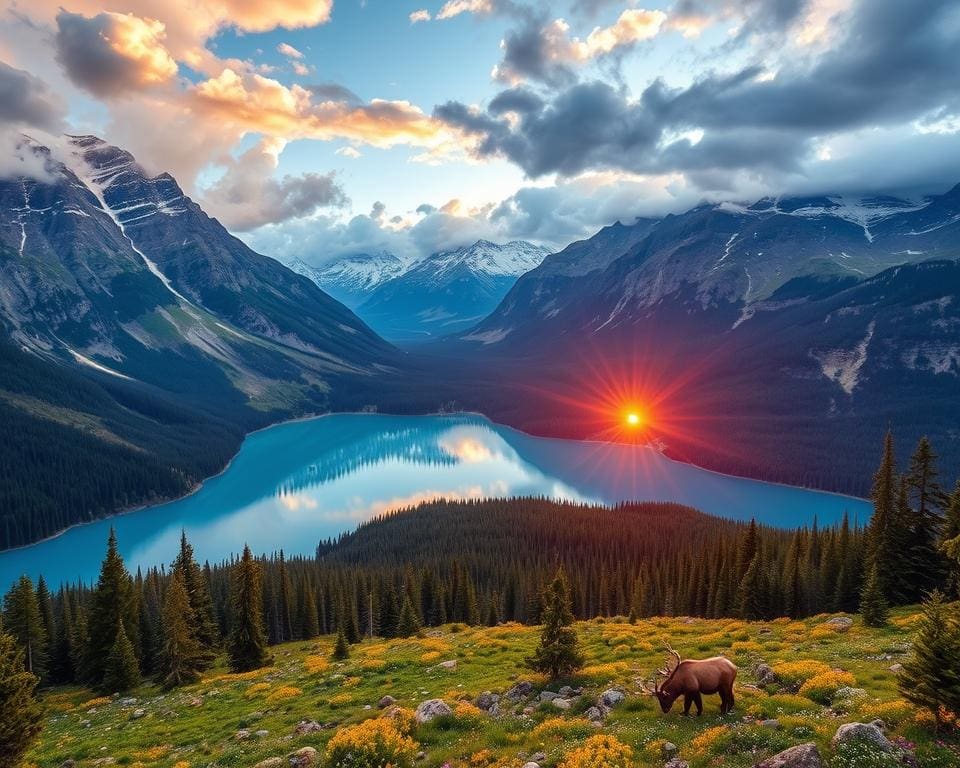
[440,0,960,185]
[436,0,495,21]
[493,9,667,85]
[200,137,348,230]
[335,146,362,158]
[409,9,432,23]
[0,61,65,130]
[277,42,304,59]
[54,10,178,97]
[192,68,455,149]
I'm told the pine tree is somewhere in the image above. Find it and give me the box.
[866,431,897,596]
[527,568,584,679]
[86,529,138,686]
[905,437,948,598]
[173,532,219,655]
[227,545,270,672]
[859,564,889,627]
[941,481,960,597]
[332,624,350,661]
[738,552,769,621]
[70,603,91,684]
[101,620,140,694]
[396,594,420,638]
[49,592,74,684]
[35,577,54,668]
[159,569,205,688]
[899,590,960,729]
[277,551,294,643]
[735,520,759,581]
[300,581,320,640]
[2,576,48,681]
[0,630,44,767]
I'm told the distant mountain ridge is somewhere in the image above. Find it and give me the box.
[287,251,412,309]
[349,239,551,341]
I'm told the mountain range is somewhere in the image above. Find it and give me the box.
[289,240,551,341]
[2,131,960,545]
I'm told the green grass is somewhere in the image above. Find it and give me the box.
[26,607,960,768]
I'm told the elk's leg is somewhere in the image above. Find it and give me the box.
[693,692,703,716]
[683,694,693,716]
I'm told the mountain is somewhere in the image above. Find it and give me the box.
[443,187,960,495]
[287,251,410,309]
[0,134,395,548]
[356,239,551,341]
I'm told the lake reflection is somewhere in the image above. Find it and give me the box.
[0,413,871,588]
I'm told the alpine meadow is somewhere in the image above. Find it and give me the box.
[2,1,960,768]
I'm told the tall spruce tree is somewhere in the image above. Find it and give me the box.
[86,529,138,686]
[227,545,270,672]
[0,630,44,767]
[942,481,960,597]
[332,623,350,661]
[159,569,206,688]
[898,590,960,729]
[2,576,48,681]
[101,619,140,693]
[527,568,583,679]
[397,594,421,638]
[905,437,948,598]
[173,532,220,655]
[859,564,889,627]
[49,591,74,685]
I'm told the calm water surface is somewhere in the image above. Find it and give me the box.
[0,413,871,588]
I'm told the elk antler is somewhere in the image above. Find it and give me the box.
[657,644,681,680]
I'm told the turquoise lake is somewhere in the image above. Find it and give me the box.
[0,413,872,588]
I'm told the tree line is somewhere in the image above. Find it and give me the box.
[1,432,958,699]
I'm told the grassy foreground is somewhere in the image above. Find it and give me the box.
[26,607,960,768]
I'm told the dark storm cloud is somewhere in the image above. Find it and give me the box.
[494,14,575,87]
[438,0,960,180]
[0,61,65,129]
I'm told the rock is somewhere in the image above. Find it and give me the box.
[755,743,824,768]
[378,695,397,709]
[664,760,689,768]
[254,729,270,738]
[598,688,625,709]
[822,616,854,632]
[416,751,427,760]
[760,719,782,729]
[585,706,604,721]
[293,720,323,735]
[253,760,284,768]
[538,690,559,702]
[287,746,319,767]
[754,663,777,685]
[889,663,903,673]
[415,698,453,723]
[119,698,137,706]
[59,761,77,768]
[475,691,500,711]
[530,752,546,762]
[521,763,540,768]
[661,742,678,759]
[869,718,887,731]
[832,722,894,752]
[551,697,572,710]
[504,681,534,701]
[130,709,145,720]
[559,685,574,697]
[439,660,457,670]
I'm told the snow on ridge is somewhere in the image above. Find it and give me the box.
[812,320,875,394]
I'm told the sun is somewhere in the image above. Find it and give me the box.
[625,410,644,427]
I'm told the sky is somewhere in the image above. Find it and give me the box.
[1,0,959,265]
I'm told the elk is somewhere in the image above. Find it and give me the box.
[640,646,737,716]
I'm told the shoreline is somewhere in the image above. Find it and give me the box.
[1,408,870,557]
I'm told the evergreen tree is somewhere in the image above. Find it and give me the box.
[735,520,759,581]
[905,437,948,598]
[2,576,48,681]
[332,624,350,661]
[35,577,54,666]
[866,431,897,596]
[277,551,294,643]
[49,592,74,684]
[300,581,320,640]
[69,603,91,684]
[86,529,138,686]
[159,570,205,688]
[227,545,270,672]
[527,568,583,679]
[941,482,960,597]
[899,590,960,729]
[738,552,769,621]
[396,594,421,638]
[0,630,44,767]
[173,532,219,655]
[859,564,889,627]
[101,620,140,693]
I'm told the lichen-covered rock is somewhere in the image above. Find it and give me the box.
[664,759,689,768]
[377,695,397,709]
[253,759,284,768]
[439,659,457,670]
[585,706,604,721]
[832,722,893,751]
[822,616,854,632]
[598,688,625,709]
[551,697,572,710]
[755,743,824,768]
[504,681,534,701]
[293,720,323,735]
[415,698,453,723]
[754,662,777,685]
[475,691,499,711]
[287,746,319,767]
[661,742,678,759]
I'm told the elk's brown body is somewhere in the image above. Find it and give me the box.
[642,649,737,716]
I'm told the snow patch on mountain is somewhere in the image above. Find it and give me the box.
[812,320,876,393]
